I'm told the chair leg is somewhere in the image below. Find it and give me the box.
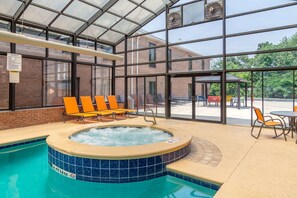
[251,120,259,139]
[273,126,278,137]
[281,124,287,141]
[255,125,264,139]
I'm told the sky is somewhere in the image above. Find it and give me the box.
[140,0,297,56]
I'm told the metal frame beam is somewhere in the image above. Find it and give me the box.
[13,0,32,21]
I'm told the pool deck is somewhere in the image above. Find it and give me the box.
[1,117,297,198]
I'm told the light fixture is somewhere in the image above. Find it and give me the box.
[0,30,123,61]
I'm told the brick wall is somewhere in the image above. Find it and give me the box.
[0,107,66,130]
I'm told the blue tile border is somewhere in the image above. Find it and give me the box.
[0,137,46,150]
[167,171,221,191]
[48,144,191,183]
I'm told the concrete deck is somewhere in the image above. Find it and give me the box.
[0,117,296,197]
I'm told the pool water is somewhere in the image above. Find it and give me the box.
[70,127,172,146]
[0,142,217,198]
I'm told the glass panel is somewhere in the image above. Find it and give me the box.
[77,64,92,98]
[141,12,165,32]
[226,28,297,54]
[169,20,223,44]
[226,51,297,70]
[93,66,111,97]
[142,0,166,13]
[126,7,154,24]
[112,19,139,35]
[115,66,125,76]
[0,20,11,52]
[128,77,144,114]
[195,75,221,121]
[174,0,193,6]
[84,0,110,8]
[226,72,251,126]
[48,32,72,60]
[109,0,137,17]
[183,1,204,25]
[252,71,263,116]
[169,58,222,73]
[127,47,165,64]
[263,71,293,115]
[125,31,166,51]
[94,12,121,28]
[171,77,193,119]
[81,25,107,39]
[32,0,70,11]
[64,0,99,21]
[226,0,294,16]
[99,30,124,43]
[16,25,46,57]
[227,5,297,35]
[21,5,58,26]
[144,76,158,113]
[115,78,125,105]
[127,63,166,75]
[170,39,223,59]
[44,61,71,106]
[0,55,9,110]
[130,0,143,4]
[96,43,113,65]
[51,15,85,32]
[77,39,95,63]
[156,76,165,117]
[0,0,23,17]
[16,58,43,108]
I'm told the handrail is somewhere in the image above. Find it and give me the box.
[144,108,157,125]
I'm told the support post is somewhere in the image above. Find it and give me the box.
[9,21,16,111]
[124,36,128,108]
[71,35,78,100]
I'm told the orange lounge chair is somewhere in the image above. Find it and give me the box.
[94,96,126,119]
[107,95,136,117]
[251,107,286,140]
[62,97,98,123]
[80,96,114,121]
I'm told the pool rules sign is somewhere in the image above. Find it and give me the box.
[7,53,22,83]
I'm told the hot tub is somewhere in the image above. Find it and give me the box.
[46,125,192,183]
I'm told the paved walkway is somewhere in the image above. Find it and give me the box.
[1,117,297,198]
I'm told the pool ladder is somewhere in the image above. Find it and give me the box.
[144,108,157,125]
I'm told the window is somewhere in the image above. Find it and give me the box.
[149,42,156,67]
[44,61,71,106]
[168,49,172,70]
[149,81,156,95]
[188,55,192,71]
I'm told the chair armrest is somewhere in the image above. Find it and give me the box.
[264,115,273,120]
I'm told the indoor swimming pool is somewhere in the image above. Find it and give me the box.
[0,140,218,198]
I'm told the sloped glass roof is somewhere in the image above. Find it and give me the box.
[0,0,178,45]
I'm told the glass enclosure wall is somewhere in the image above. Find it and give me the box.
[0,19,113,110]
[115,0,297,125]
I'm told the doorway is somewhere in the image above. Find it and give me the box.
[170,73,222,122]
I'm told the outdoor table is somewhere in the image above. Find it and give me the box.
[270,111,297,138]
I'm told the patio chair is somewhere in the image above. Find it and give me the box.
[226,95,232,106]
[94,96,126,120]
[80,96,114,121]
[197,95,206,106]
[107,95,136,117]
[251,107,286,141]
[62,97,98,123]
[146,94,157,107]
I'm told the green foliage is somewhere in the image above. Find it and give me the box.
[209,33,297,99]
